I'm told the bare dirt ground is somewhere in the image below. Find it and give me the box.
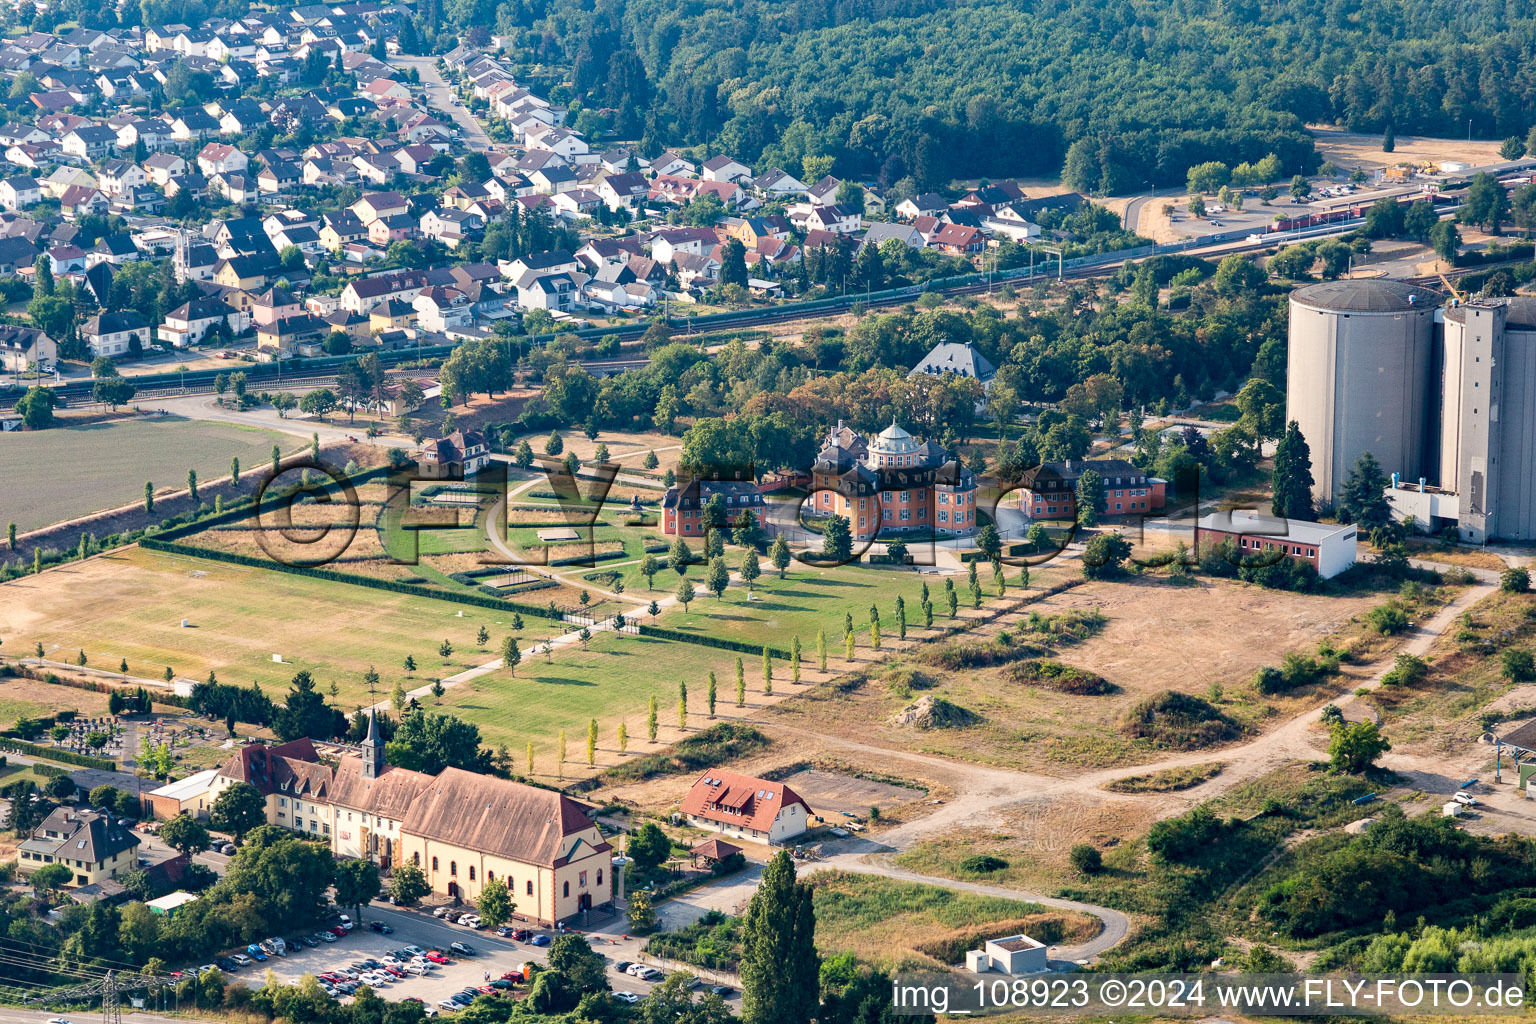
[769,577,1386,773]
[778,767,922,818]
[1308,128,1506,174]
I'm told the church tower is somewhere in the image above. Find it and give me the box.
[362,707,385,780]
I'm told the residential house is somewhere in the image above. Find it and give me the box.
[896,193,949,220]
[197,142,249,177]
[413,286,473,331]
[0,324,55,373]
[418,429,490,478]
[1015,459,1166,522]
[701,155,751,183]
[96,158,148,197]
[680,770,809,845]
[81,310,151,358]
[16,807,140,888]
[142,152,188,186]
[160,297,247,348]
[0,176,41,211]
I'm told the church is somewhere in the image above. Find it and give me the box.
[198,711,615,925]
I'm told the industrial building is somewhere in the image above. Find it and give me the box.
[1286,279,1438,502]
[1286,280,1536,543]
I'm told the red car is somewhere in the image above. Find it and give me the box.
[384,967,406,979]
[500,971,522,982]
[477,985,497,995]
[330,927,347,938]
[425,951,450,965]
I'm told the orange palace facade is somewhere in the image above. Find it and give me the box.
[809,421,979,541]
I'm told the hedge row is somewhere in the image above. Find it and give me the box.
[138,538,565,621]
[958,541,1042,563]
[0,738,115,770]
[549,549,627,567]
[153,464,396,543]
[476,580,557,600]
[636,625,792,660]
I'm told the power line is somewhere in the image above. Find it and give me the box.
[0,934,150,974]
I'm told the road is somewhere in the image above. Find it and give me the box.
[389,55,490,151]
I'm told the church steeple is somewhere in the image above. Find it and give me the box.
[362,707,385,780]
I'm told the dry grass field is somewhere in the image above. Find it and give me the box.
[772,577,1387,772]
[0,547,561,706]
[1308,128,1504,174]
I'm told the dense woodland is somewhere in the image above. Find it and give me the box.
[440,0,1536,191]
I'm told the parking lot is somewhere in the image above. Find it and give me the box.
[215,902,684,1005]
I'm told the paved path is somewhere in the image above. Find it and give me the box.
[389,55,491,150]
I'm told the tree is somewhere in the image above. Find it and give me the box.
[719,238,749,288]
[1462,171,1511,233]
[627,889,658,931]
[822,514,853,563]
[586,717,598,764]
[544,430,563,455]
[678,679,688,729]
[769,535,792,579]
[299,388,337,419]
[670,536,693,577]
[160,813,210,856]
[706,555,730,599]
[211,781,267,841]
[629,822,670,873]
[1337,452,1392,529]
[1429,219,1461,263]
[46,774,76,800]
[31,862,71,893]
[676,577,696,611]
[1074,469,1104,527]
[762,646,773,694]
[1382,125,1395,152]
[617,721,628,754]
[1289,175,1311,201]
[1271,421,1316,521]
[740,851,819,1024]
[333,858,380,923]
[1329,720,1390,774]
[1082,533,1133,579]
[475,876,514,928]
[16,386,58,430]
[1364,197,1406,238]
[500,635,521,675]
[647,694,658,742]
[547,934,609,996]
[389,863,430,905]
[1187,194,1206,218]
[640,553,660,589]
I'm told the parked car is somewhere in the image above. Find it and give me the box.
[403,946,426,957]
[496,926,515,937]
[246,945,267,961]
[528,935,550,947]
[329,926,347,938]
[437,1001,459,1011]
[477,985,497,995]
[231,954,254,967]
[449,942,476,956]
[1454,791,1478,806]
[432,907,449,918]
[638,967,664,982]
[424,951,450,965]
[215,957,239,972]
[404,962,428,975]
[198,965,218,976]
[625,964,648,977]
[320,932,338,942]
[299,935,319,948]
[338,915,354,931]
[510,929,531,941]
[613,962,632,974]
[613,993,640,1004]
[709,985,735,997]
[221,843,236,854]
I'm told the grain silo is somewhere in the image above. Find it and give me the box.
[1286,280,1440,503]
[1437,297,1536,542]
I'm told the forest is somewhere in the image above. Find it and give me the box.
[430,0,1536,192]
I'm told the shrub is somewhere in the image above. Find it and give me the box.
[1382,653,1429,687]
[1503,648,1536,683]
[1503,567,1531,593]
[1122,691,1243,749]
[1004,659,1115,694]
[1146,805,1224,862]
[1069,843,1103,874]
[958,854,1008,874]
[1366,603,1411,635]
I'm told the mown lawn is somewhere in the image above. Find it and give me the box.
[0,417,293,532]
[651,564,942,650]
[435,631,744,765]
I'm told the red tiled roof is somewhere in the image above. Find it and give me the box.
[680,770,808,834]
